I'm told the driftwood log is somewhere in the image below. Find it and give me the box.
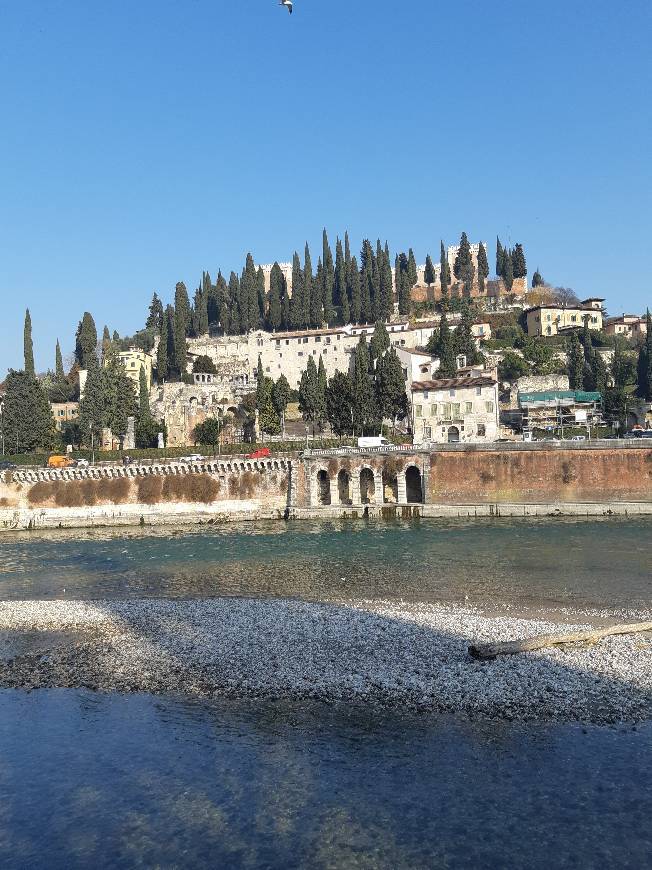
[469,621,652,661]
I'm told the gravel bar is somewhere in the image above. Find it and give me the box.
[0,598,650,724]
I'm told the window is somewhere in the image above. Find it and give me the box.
[315,336,321,343]
[415,405,422,417]
[449,389,456,397]
[423,391,429,399]
[266,367,270,373]
[275,340,280,347]
[430,404,438,417]
[465,402,473,413]
[325,337,331,345]
[423,425,432,439]
[485,401,494,413]
[591,316,598,323]
[476,387,482,396]
[452,403,461,417]
[477,424,486,437]
[323,349,327,355]
[298,351,304,357]
[303,337,308,344]
[443,403,452,419]
[571,315,577,322]
[546,314,551,321]
[286,340,290,345]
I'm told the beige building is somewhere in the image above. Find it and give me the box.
[526,298,604,337]
[411,376,499,444]
[604,314,648,340]
[116,347,153,391]
[51,402,79,431]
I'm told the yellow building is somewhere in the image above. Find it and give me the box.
[526,298,604,337]
[116,347,153,391]
[51,402,79,431]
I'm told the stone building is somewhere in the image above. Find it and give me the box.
[411,376,499,445]
[526,299,604,337]
[604,314,648,340]
[257,263,294,295]
[51,402,79,431]
[116,347,154,390]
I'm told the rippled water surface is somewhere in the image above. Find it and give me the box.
[1,517,651,608]
[0,690,650,870]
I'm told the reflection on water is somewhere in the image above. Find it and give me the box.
[1,517,651,609]
[0,690,649,869]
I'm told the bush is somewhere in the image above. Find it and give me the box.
[136,476,164,504]
[28,481,55,505]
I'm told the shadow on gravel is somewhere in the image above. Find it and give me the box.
[0,598,651,723]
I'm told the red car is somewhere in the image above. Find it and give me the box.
[246,447,271,459]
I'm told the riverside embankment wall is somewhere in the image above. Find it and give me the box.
[1,443,651,531]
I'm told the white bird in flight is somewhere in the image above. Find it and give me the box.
[280,0,293,13]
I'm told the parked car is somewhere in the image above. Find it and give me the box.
[180,454,204,463]
[75,459,90,468]
[0,460,17,470]
[357,436,391,448]
[246,448,271,459]
[47,455,75,469]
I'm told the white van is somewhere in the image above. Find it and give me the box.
[357,436,391,449]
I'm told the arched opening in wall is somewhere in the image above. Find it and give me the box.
[405,466,423,504]
[382,469,398,504]
[447,425,460,443]
[317,470,331,505]
[338,469,352,505]
[360,468,375,505]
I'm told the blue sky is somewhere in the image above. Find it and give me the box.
[1,0,650,375]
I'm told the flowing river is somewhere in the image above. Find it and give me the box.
[0,517,651,868]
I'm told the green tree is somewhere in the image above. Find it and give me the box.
[317,355,327,424]
[228,272,240,335]
[303,243,314,329]
[312,257,324,328]
[496,237,505,278]
[101,325,111,363]
[376,347,408,424]
[78,363,106,444]
[55,339,65,381]
[498,351,529,382]
[426,310,457,376]
[174,282,190,373]
[135,365,158,448]
[477,243,489,293]
[454,305,480,364]
[453,232,474,293]
[75,312,98,370]
[192,354,217,374]
[256,266,266,329]
[523,339,556,375]
[360,240,374,323]
[636,310,652,399]
[326,370,354,435]
[23,309,35,377]
[146,293,163,330]
[370,320,390,363]
[424,254,436,285]
[532,268,544,288]
[567,331,585,389]
[379,241,394,321]
[322,229,335,325]
[192,418,222,453]
[611,338,634,388]
[335,238,349,324]
[502,247,514,289]
[440,241,451,300]
[352,335,377,433]
[193,280,209,336]
[268,262,283,331]
[2,369,54,454]
[348,255,361,323]
[298,355,320,422]
[512,243,527,278]
[396,253,411,316]
[271,375,291,434]
[156,308,169,382]
[407,249,418,289]
[290,252,304,329]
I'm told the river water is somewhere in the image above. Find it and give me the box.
[0,517,651,868]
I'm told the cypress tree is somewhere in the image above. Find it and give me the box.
[156,309,169,382]
[344,231,352,284]
[55,340,65,381]
[611,338,628,389]
[298,356,319,422]
[75,312,98,370]
[407,249,418,289]
[322,229,335,325]
[477,243,489,293]
[312,258,325,328]
[496,237,505,278]
[268,263,283,331]
[23,308,35,376]
[194,282,209,336]
[379,242,394,321]
[246,255,259,329]
[317,355,327,424]
[352,335,377,434]
[397,253,411,316]
[3,370,54,453]
[454,304,480,364]
[370,320,390,363]
[303,243,313,330]
[636,310,652,400]
[112,330,120,343]
[326,371,354,435]
[78,363,106,444]
[281,280,290,330]
[349,256,361,323]
[256,267,266,328]
[424,255,435,286]
[440,241,450,301]
[271,375,291,422]
[146,293,163,330]
[213,271,227,332]
[377,347,408,424]
[290,252,304,330]
[426,310,457,376]
[453,232,474,293]
[174,283,189,375]
[512,243,527,278]
[502,248,514,289]
[360,240,374,323]
[228,272,241,334]
[567,331,585,390]
[165,305,176,372]
[111,365,137,444]
[335,237,348,323]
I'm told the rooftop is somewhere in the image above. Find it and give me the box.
[412,376,496,392]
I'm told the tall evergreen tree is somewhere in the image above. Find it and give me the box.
[322,229,335,325]
[228,272,241,335]
[268,263,283,331]
[440,241,451,301]
[174,283,189,375]
[567,331,585,390]
[290,252,304,330]
[376,347,408,424]
[78,363,106,444]
[453,232,474,293]
[636,310,652,400]
[352,335,377,433]
[23,309,35,376]
[379,242,394,321]
[271,375,291,434]
[344,231,352,283]
[511,243,527,279]
[194,282,209,336]
[55,339,65,381]
[360,240,374,323]
[349,256,361,323]
[502,248,514,289]
[335,237,349,323]
[303,243,313,329]
[611,338,630,390]
[75,312,98,370]
[326,370,354,435]
[454,304,480,364]
[426,310,457,376]
[316,355,327,424]
[424,255,436,286]
[2,370,54,453]
[496,237,505,278]
[101,325,112,363]
[298,355,320,422]
[146,293,163,330]
[477,243,489,292]
[312,258,325,327]
[370,320,390,362]
[213,271,228,332]
[396,252,411,316]
[156,310,168,382]
[407,249,418,289]
[256,267,266,328]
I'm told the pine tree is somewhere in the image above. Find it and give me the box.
[2,369,54,453]
[317,356,327,424]
[352,335,377,433]
[512,243,527,279]
[454,304,480,364]
[440,241,451,301]
[532,268,544,288]
[174,283,189,376]
[156,309,168,383]
[453,232,474,293]
[55,340,65,381]
[298,356,319,422]
[228,272,241,335]
[426,310,457,376]
[322,229,335,325]
[477,243,489,293]
[502,248,514,289]
[396,253,411,316]
[256,267,266,328]
[146,293,163,330]
[23,308,35,376]
[370,320,390,362]
[268,263,283,331]
[271,375,291,433]
[407,249,418,289]
[101,325,111,363]
[376,347,408,423]
[312,258,324,327]
[360,240,374,323]
[379,242,394,321]
[424,255,435,286]
[567,331,585,390]
[75,312,98,370]
[636,310,652,400]
[335,238,349,323]
[344,231,352,282]
[349,255,361,323]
